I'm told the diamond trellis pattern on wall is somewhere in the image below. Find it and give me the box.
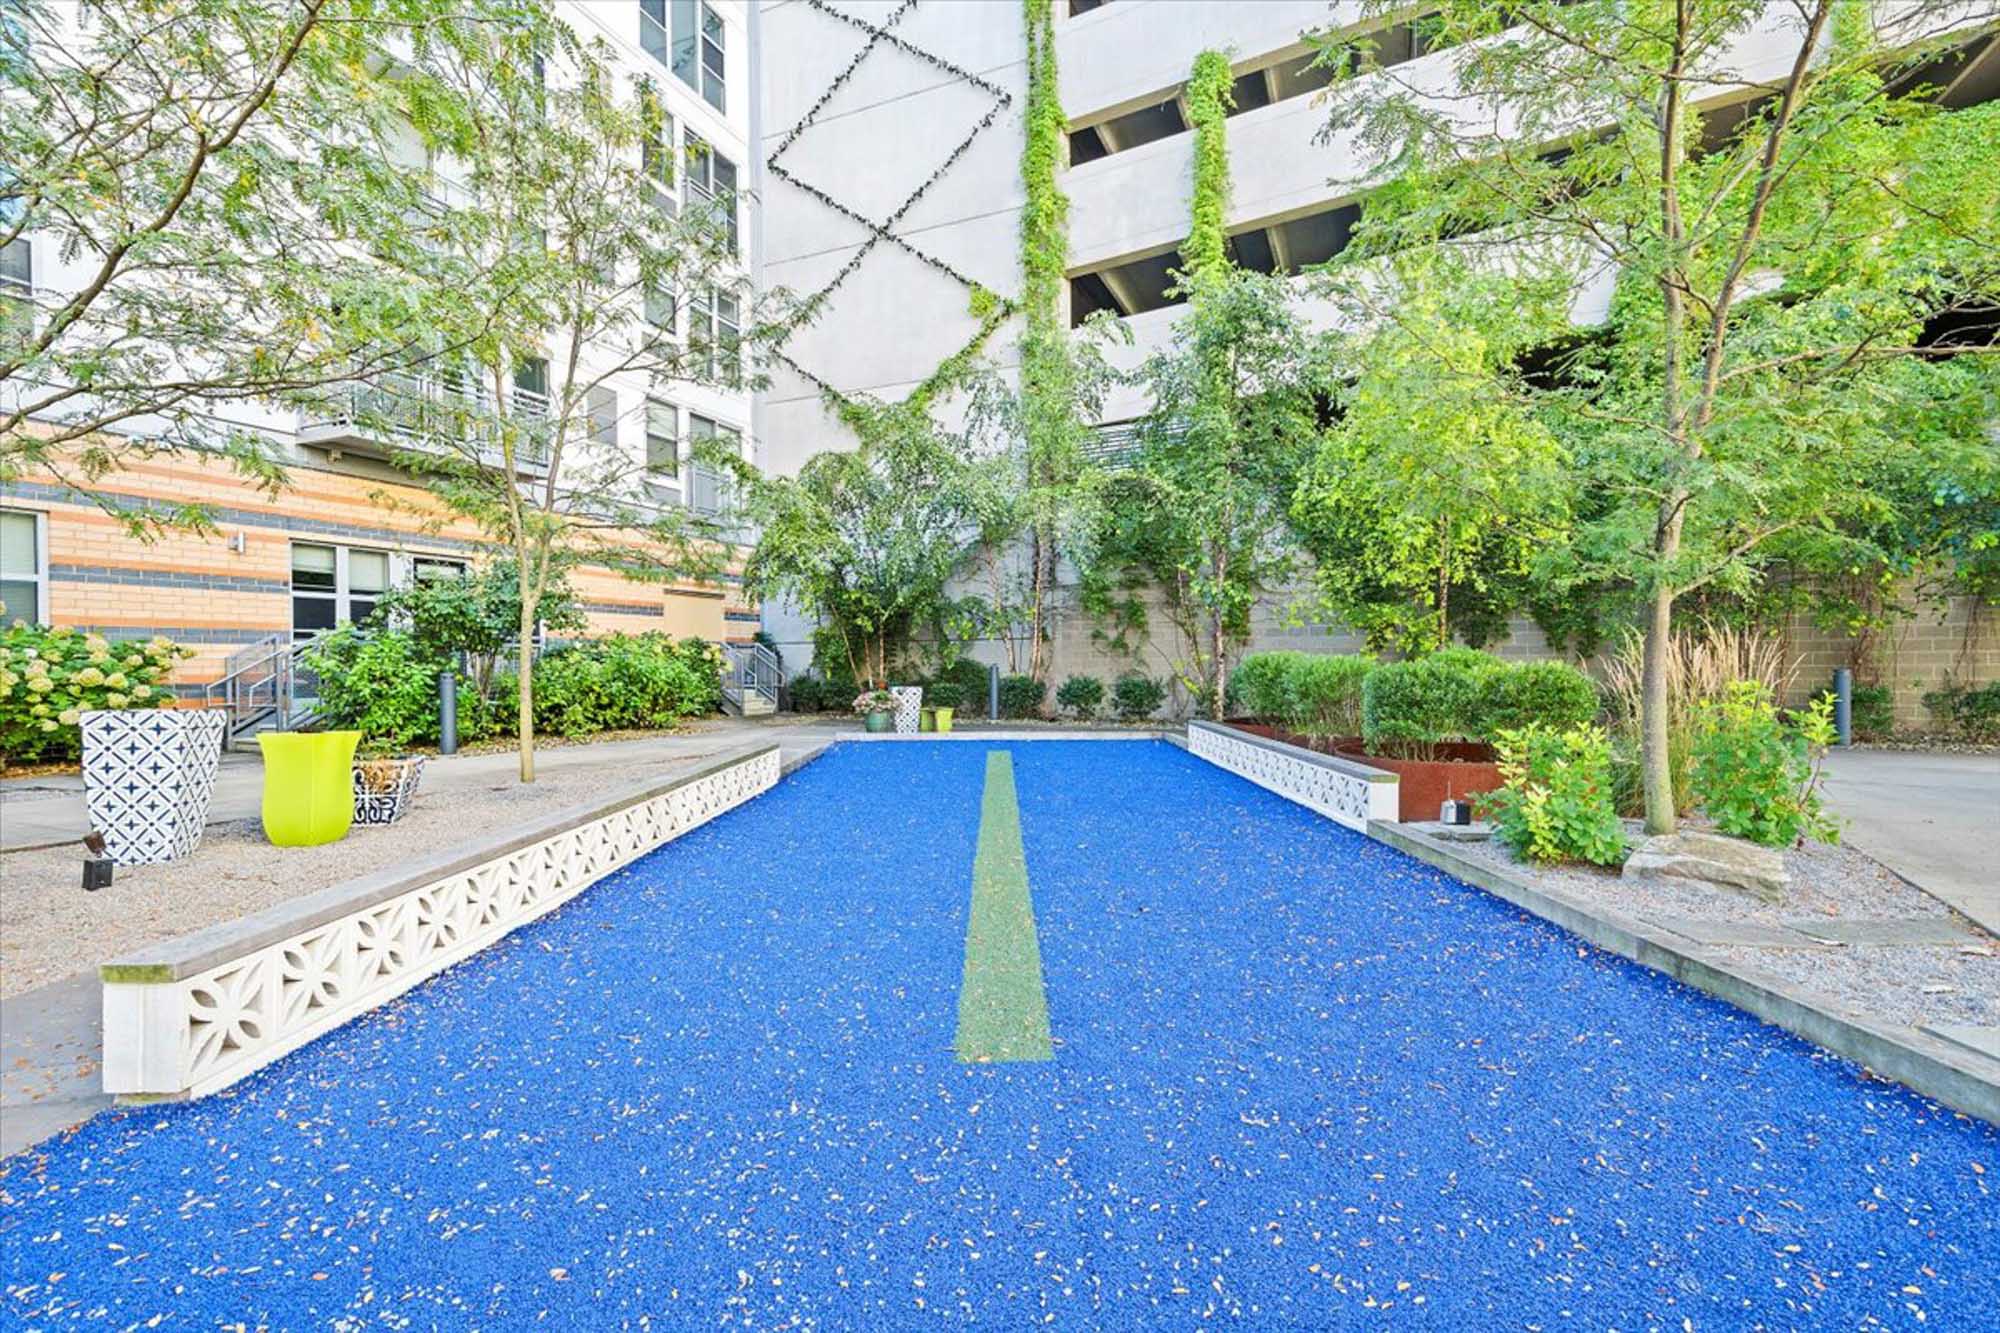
[1187,723,1395,832]
[80,708,227,865]
[766,0,1014,397]
[101,747,784,1100]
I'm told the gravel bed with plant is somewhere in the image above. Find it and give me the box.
[1449,826,2000,1029]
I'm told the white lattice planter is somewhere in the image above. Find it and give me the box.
[352,755,427,826]
[890,686,923,734]
[80,708,227,865]
[100,744,782,1101]
[1186,720,1398,832]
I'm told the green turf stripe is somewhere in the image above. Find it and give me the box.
[955,751,1054,1063]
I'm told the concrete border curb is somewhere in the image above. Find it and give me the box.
[1369,820,2000,1126]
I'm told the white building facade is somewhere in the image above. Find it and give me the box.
[752,0,2000,694]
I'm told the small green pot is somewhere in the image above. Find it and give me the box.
[933,707,954,734]
[918,707,936,732]
[863,710,893,733]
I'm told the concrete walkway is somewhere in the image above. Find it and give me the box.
[0,716,844,851]
[1822,747,2000,935]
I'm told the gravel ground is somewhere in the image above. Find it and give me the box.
[4,739,1995,1328]
[1452,820,2000,1028]
[0,764,652,998]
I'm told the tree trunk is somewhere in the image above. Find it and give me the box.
[517,595,537,784]
[1639,500,1684,834]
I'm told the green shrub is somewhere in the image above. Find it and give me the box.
[787,672,854,713]
[1692,681,1840,848]
[305,628,447,752]
[1479,724,1628,866]
[1229,651,1374,737]
[1112,673,1166,721]
[0,623,191,763]
[1055,674,1105,718]
[523,633,717,737]
[940,656,991,699]
[1922,678,2000,741]
[1229,653,1299,721]
[925,680,966,710]
[1427,645,1505,676]
[997,674,1047,719]
[1850,683,1893,740]
[1361,656,1489,759]
[1282,654,1374,738]
[1472,661,1600,739]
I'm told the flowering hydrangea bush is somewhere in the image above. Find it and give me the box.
[0,612,192,763]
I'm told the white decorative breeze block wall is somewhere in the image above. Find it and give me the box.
[80,708,228,865]
[102,747,781,1101]
[1186,721,1398,832]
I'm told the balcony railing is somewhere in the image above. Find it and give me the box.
[300,370,552,473]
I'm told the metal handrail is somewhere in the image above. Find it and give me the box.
[303,371,554,471]
[204,633,322,744]
[720,641,782,706]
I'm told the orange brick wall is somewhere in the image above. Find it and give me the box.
[6,453,757,695]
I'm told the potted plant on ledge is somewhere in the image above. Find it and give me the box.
[853,688,898,733]
[354,747,427,826]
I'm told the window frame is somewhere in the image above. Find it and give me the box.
[644,398,683,500]
[0,507,49,627]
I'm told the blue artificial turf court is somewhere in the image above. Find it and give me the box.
[1,739,1995,1327]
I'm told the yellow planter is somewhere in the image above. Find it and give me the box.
[257,731,362,847]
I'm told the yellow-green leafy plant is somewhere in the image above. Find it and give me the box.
[1690,682,1841,848]
[1479,724,1627,867]
[0,618,191,763]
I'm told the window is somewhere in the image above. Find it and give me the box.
[587,386,618,447]
[689,285,740,386]
[645,282,677,337]
[645,399,681,496]
[293,546,466,638]
[642,98,677,215]
[512,356,549,414]
[641,1,721,110]
[1,179,28,332]
[687,415,741,516]
[684,133,737,255]
[411,557,466,583]
[698,4,725,111]
[715,289,741,387]
[0,509,46,626]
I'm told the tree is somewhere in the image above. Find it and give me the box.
[1314,0,2000,832]
[371,17,748,782]
[368,558,585,705]
[1295,267,1572,653]
[0,0,499,534]
[1084,50,1331,719]
[1093,270,1331,719]
[742,398,983,687]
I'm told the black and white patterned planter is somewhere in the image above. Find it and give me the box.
[890,687,923,734]
[80,708,228,865]
[352,756,427,826]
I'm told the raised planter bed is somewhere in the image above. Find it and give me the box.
[1188,720,1398,831]
[1223,721,1501,823]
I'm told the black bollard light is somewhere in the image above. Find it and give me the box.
[988,662,1000,722]
[439,669,458,756]
[1832,667,1852,747]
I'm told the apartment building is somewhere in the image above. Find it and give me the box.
[1,1,764,703]
[754,0,2000,704]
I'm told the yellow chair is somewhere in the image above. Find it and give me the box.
[257,731,362,847]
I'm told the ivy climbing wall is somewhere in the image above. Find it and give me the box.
[758,0,1031,477]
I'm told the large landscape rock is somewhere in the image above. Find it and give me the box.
[1622,830,1789,903]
